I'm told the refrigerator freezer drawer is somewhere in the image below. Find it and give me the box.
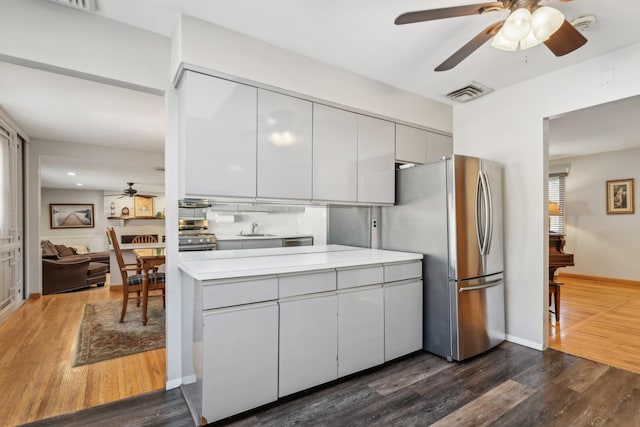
[452,274,505,361]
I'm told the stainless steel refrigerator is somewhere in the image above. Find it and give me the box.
[381,155,505,361]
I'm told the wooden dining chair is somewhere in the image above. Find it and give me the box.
[131,234,158,244]
[107,227,165,323]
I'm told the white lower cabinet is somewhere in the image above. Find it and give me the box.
[202,302,279,423]
[384,280,423,361]
[279,293,338,397]
[337,285,385,377]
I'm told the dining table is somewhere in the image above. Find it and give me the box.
[133,247,166,325]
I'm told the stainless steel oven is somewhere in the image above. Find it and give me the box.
[178,199,217,251]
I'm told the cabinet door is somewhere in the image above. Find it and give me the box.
[313,104,357,202]
[257,89,312,200]
[279,293,338,397]
[384,280,423,361]
[180,71,257,198]
[242,238,283,249]
[337,286,384,377]
[425,131,453,163]
[396,124,428,164]
[202,302,278,422]
[357,115,395,204]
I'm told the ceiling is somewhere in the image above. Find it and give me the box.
[3,0,640,192]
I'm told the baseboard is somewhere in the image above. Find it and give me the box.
[109,284,123,292]
[166,377,182,390]
[558,273,640,286]
[506,334,544,351]
[29,293,41,300]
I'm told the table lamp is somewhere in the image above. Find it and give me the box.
[548,201,561,231]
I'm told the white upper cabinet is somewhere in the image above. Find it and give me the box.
[257,89,312,200]
[396,124,452,164]
[312,104,357,203]
[357,115,395,204]
[425,131,453,163]
[180,71,257,198]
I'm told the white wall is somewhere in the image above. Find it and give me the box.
[41,188,106,251]
[454,42,640,350]
[0,0,170,91]
[551,148,640,281]
[175,15,452,134]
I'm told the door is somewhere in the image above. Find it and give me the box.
[384,280,423,361]
[279,293,338,397]
[202,302,279,422]
[449,155,504,280]
[452,273,505,360]
[0,125,22,318]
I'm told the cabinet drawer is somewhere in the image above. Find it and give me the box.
[337,265,383,289]
[384,261,422,283]
[279,270,336,298]
[202,277,278,309]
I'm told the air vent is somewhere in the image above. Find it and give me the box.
[445,81,493,103]
[47,0,97,12]
[571,15,596,32]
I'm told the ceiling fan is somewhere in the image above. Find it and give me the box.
[105,182,156,198]
[395,0,587,71]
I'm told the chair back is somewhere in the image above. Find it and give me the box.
[131,234,158,244]
[107,227,129,285]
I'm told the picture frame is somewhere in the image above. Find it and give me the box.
[50,204,95,229]
[133,196,154,218]
[606,178,635,214]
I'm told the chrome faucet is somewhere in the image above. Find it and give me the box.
[251,221,259,234]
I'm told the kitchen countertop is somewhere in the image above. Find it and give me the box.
[214,233,313,241]
[178,245,422,281]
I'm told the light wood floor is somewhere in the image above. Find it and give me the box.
[0,285,166,427]
[549,275,640,374]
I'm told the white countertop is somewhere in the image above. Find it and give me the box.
[179,245,422,281]
[215,234,313,241]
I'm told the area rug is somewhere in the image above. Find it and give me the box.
[74,298,165,366]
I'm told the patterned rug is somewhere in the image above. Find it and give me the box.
[74,298,165,366]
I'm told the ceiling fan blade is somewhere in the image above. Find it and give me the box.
[135,194,157,198]
[395,2,505,25]
[435,21,504,71]
[544,20,587,56]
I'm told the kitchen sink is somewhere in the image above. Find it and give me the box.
[239,233,276,237]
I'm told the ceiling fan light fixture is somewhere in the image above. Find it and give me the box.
[491,29,519,51]
[502,8,532,42]
[531,6,565,41]
[519,31,543,50]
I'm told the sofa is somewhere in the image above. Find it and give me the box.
[41,240,110,294]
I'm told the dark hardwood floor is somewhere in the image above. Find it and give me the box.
[23,341,640,426]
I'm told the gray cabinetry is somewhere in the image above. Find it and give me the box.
[179,71,257,198]
[257,89,312,200]
[396,123,452,164]
[312,104,358,202]
[357,115,395,204]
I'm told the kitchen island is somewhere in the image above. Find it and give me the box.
[179,245,423,425]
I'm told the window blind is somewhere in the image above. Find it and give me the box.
[549,173,566,234]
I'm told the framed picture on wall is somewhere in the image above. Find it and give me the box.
[50,204,95,229]
[133,196,154,218]
[606,178,635,214]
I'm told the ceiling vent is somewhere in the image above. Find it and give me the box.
[571,15,596,32]
[47,0,97,13]
[445,81,493,103]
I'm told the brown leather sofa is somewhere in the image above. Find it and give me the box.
[41,240,110,295]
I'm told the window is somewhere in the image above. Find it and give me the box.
[549,173,566,234]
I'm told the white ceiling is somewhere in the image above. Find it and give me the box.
[3,0,640,192]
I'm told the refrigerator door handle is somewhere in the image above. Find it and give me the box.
[481,170,493,255]
[458,278,502,292]
[475,172,484,254]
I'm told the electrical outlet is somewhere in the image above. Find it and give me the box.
[372,219,377,228]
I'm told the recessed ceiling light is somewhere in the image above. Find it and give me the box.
[67,172,76,176]
[76,183,83,186]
